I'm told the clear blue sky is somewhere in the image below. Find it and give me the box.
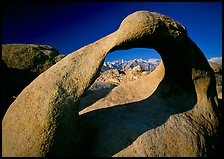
[2,2,222,61]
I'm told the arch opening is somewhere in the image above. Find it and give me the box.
[77,45,198,156]
[104,48,160,62]
[79,48,162,112]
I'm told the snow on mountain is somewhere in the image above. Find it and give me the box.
[208,57,222,66]
[102,58,161,72]
[102,57,222,72]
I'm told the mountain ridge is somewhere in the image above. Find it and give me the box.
[208,57,222,66]
[102,58,161,72]
[102,56,222,72]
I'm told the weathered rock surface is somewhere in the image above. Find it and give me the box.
[209,62,222,99]
[1,44,65,119]
[2,11,222,157]
[79,11,222,157]
[2,44,64,72]
[2,33,116,156]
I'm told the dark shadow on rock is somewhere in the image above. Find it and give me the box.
[1,61,39,120]
[211,98,224,157]
[77,73,197,157]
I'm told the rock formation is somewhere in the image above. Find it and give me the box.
[2,44,64,73]
[209,62,222,99]
[2,34,116,156]
[79,67,150,111]
[1,44,65,120]
[2,11,222,157]
[208,57,222,66]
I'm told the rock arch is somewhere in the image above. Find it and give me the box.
[2,11,221,157]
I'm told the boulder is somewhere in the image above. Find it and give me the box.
[1,44,65,119]
[2,34,116,156]
[2,11,222,157]
[133,65,143,72]
[209,62,222,73]
[2,44,62,73]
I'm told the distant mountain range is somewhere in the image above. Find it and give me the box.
[102,58,161,72]
[101,57,222,72]
[208,57,222,66]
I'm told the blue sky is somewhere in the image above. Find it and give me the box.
[2,2,222,61]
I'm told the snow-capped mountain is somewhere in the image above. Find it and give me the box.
[208,57,222,66]
[102,58,161,72]
[101,56,222,72]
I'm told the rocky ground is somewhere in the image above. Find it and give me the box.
[79,65,150,110]
[90,65,149,90]
[80,62,222,112]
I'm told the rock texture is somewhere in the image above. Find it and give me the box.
[1,44,65,120]
[209,62,222,99]
[2,44,63,73]
[78,11,222,157]
[2,11,222,157]
[2,34,116,156]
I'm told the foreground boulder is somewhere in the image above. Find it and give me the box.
[2,35,116,156]
[1,44,65,119]
[2,11,222,157]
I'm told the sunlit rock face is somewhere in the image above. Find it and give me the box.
[2,11,222,157]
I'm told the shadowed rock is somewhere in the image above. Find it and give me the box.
[2,44,64,74]
[2,11,222,157]
[209,62,222,99]
[1,44,65,119]
[2,34,117,157]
